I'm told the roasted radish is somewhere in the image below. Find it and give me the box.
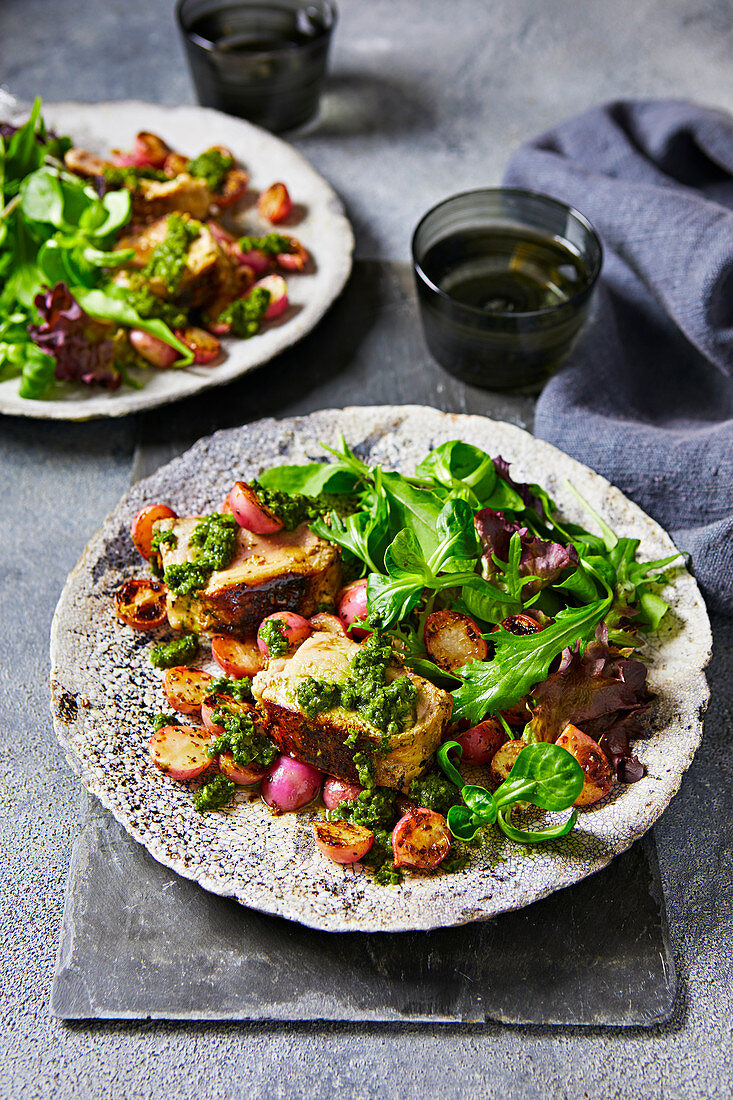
[261,756,322,812]
[456,718,507,765]
[424,609,487,673]
[336,580,369,639]
[129,329,179,369]
[490,740,527,786]
[500,614,544,636]
[313,820,374,864]
[174,326,220,364]
[131,503,177,561]
[391,809,451,871]
[133,131,171,168]
[163,666,214,716]
[322,776,363,809]
[556,724,615,807]
[148,724,212,781]
[201,693,254,736]
[211,634,264,678]
[218,753,265,786]
[254,274,288,319]
[276,238,309,272]
[309,612,347,636]
[228,480,284,534]
[257,611,311,658]
[215,167,249,207]
[115,578,167,630]
[258,181,292,223]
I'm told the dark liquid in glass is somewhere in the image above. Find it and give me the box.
[178,1,335,131]
[190,5,328,53]
[421,228,591,315]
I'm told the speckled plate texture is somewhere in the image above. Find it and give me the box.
[0,101,353,420]
[50,406,711,932]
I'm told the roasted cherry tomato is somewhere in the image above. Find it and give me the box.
[115,578,167,630]
[131,503,177,560]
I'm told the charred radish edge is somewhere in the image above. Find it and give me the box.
[437,740,583,843]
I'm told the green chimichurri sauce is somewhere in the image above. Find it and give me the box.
[193,774,235,812]
[238,233,293,256]
[102,165,168,188]
[123,284,189,330]
[258,617,289,658]
[216,287,271,338]
[151,712,179,732]
[164,512,239,596]
[250,483,359,533]
[295,633,417,746]
[187,148,234,191]
[143,213,201,294]
[407,770,461,817]
[150,633,199,669]
[208,676,253,703]
[206,706,277,769]
[151,529,177,552]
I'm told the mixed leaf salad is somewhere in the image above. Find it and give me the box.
[117,434,682,886]
[0,98,308,400]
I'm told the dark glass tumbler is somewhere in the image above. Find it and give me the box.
[176,0,337,132]
[412,189,603,392]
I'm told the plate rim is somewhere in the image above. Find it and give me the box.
[49,405,712,931]
[0,99,354,421]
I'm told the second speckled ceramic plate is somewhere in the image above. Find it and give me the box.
[50,406,711,931]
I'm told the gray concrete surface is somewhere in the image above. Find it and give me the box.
[1,1,733,1097]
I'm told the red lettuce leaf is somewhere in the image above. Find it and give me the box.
[526,624,650,781]
[28,283,121,389]
[475,507,578,593]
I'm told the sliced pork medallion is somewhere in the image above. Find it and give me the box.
[252,631,453,792]
[155,516,341,633]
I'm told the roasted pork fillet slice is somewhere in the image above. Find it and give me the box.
[252,632,453,792]
[156,517,341,634]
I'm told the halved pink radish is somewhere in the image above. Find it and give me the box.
[257,612,311,657]
[129,329,178,369]
[254,274,288,319]
[456,718,507,765]
[228,480,284,534]
[313,820,374,865]
[211,634,264,678]
[163,666,214,717]
[133,131,170,168]
[201,693,254,736]
[218,752,265,786]
[322,776,363,810]
[308,612,346,636]
[336,580,370,639]
[261,755,322,812]
[148,725,212,781]
[238,248,272,275]
[215,167,249,207]
[131,502,177,561]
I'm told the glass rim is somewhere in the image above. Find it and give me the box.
[411,187,603,322]
[176,0,338,56]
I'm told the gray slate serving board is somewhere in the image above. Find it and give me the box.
[51,794,675,1025]
[50,261,675,1025]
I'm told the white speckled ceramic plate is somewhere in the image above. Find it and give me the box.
[0,101,353,420]
[50,406,711,931]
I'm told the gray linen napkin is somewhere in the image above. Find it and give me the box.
[504,100,733,614]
